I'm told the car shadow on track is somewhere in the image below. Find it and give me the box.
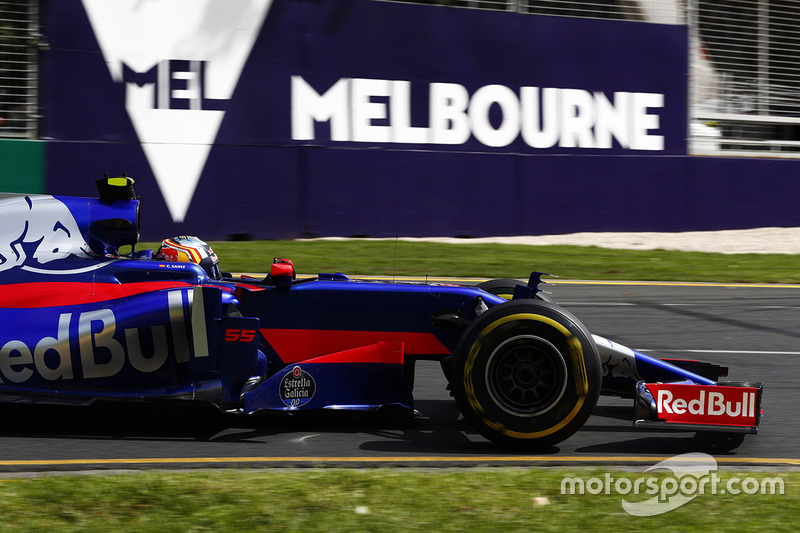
[0,399,745,456]
[575,405,750,455]
[574,435,749,456]
[0,399,552,454]
[355,399,530,455]
[0,400,467,443]
[0,402,241,442]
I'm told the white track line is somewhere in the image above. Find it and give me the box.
[637,349,800,356]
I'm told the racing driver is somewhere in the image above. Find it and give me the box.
[155,235,221,280]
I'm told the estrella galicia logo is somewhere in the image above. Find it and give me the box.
[280,365,316,408]
[81,0,273,223]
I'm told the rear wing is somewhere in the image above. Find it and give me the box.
[56,174,141,255]
[0,174,139,270]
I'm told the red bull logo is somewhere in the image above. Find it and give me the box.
[649,383,759,427]
[0,290,191,384]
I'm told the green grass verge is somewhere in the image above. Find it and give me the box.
[140,240,800,283]
[0,468,792,532]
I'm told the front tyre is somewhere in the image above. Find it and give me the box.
[451,300,601,449]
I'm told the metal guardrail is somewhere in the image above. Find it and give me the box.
[688,0,800,157]
[0,0,39,139]
[379,0,682,23]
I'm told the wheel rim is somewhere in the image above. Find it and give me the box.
[485,334,568,417]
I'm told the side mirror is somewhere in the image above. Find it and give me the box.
[266,257,295,290]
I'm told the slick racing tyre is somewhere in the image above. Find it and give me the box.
[477,278,554,303]
[451,299,601,449]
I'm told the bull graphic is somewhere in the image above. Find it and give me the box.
[0,195,91,272]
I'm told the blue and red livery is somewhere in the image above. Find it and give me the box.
[0,176,763,449]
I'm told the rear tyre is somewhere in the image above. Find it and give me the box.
[451,299,601,449]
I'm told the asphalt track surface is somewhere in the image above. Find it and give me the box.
[0,279,798,472]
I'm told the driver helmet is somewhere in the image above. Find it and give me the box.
[156,235,220,279]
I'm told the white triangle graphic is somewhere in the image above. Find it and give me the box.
[82,0,272,222]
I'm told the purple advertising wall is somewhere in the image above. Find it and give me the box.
[40,0,800,240]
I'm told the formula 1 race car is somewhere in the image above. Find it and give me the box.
[0,176,763,449]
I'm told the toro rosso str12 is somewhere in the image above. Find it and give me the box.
[0,176,762,449]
